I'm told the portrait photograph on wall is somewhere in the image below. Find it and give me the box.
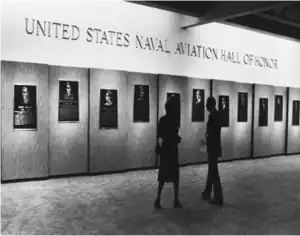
[100,89,118,129]
[237,92,248,122]
[219,95,229,127]
[13,84,37,130]
[167,92,181,127]
[192,89,205,122]
[292,100,300,126]
[58,80,79,122]
[259,98,268,127]
[274,95,283,122]
[133,85,150,122]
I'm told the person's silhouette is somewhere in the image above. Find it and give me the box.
[201,96,223,206]
[154,96,183,209]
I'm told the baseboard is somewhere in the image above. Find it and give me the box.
[286,152,300,156]
[48,172,88,180]
[88,165,157,177]
[179,160,207,167]
[219,156,252,164]
[1,153,298,184]
[1,165,157,184]
[252,153,286,160]
[1,176,48,184]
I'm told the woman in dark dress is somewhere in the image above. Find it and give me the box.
[154,96,183,209]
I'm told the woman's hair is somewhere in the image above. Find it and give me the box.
[206,96,216,109]
[165,96,176,115]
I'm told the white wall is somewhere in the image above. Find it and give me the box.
[1,1,300,88]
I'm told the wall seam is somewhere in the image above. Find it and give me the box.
[156,74,159,168]
[285,87,290,154]
[47,65,51,177]
[250,83,255,158]
[87,69,91,173]
[0,61,3,182]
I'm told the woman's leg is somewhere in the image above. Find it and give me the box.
[155,181,164,208]
[173,181,183,208]
[157,181,164,201]
[173,182,179,202]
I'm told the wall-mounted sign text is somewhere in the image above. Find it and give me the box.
[25,18,278,69]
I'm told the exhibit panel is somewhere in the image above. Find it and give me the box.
[89,69,128,173]
[287,87,300,154]
[1,61,49,180]
[212,80,253,160]
[158,74,207,165]
[48,66,89,176]
[253,84,286,157]
[126,72,157,169]
[269,86,287,156]
[185,77,210,164]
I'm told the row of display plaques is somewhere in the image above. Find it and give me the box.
[13,81,300,130]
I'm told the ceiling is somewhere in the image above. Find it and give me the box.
[227,2,300,40]
[129,1,300,41]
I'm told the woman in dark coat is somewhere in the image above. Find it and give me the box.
[154,96,183,209]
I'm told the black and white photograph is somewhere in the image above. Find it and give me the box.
[133,85,150,122]
[259,98,268,127]
[274,95,283,122]
[13,85,37,130]
[292,100,300,126]
[100,89,118,129]
[167,92,181,127]
[58,80,79,122]
[192,89,205,122]
[219,95,229,127]
[237,92,248,122]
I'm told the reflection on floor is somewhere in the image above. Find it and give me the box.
[1,155,300,235]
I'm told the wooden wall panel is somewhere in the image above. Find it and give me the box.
[158,75,210,165]
[1,61,49,180]
[48,66,89,176]
[253,84,286,157]
[126,72,157,169]
[213,80,253,160]
[89,69,128,173]
[287,87,300,154]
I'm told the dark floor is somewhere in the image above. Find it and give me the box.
[1,154,300,234]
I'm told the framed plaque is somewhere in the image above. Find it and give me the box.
[219,95,229,127]
[274,95,283,122]
[13,85,37,130]
[133,85,150,122]
[237,92,248,122]
[192,89,205,122]
[292,100,300,126]
[259,98,268,127]
[167,92,181,127]
[100,89,118,129]
[58,81,79,122]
